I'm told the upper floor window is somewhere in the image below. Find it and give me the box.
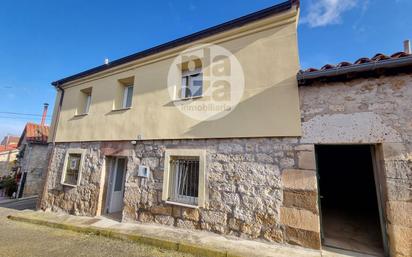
[181,68,203,99]
[77,87,92,115]
[122,85,134,108]
[113,76,134,110]
[84,93,92,113]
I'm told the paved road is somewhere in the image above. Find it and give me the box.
[0,197,37,210]
[0,208,194,257]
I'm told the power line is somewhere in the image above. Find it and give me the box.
[0,116,52,120]
[0,111,51,117]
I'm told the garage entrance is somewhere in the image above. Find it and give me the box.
[315,145,386,256]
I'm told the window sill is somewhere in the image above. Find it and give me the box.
[165,200,198,209]
[61,182,77,188]
[74,113,88,117]
[111,107,132,112]
[173,95,203,102]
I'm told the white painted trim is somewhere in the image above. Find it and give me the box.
[165,200,199,209]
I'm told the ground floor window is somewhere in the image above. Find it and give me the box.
[162,149,206,207]
[170,157,199,205]
[61,149,86,187]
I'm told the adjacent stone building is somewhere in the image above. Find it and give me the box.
[17,122,50,197]
[39,1,411,256]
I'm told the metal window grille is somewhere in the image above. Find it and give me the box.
[169,157,199,205]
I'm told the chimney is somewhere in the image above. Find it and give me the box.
[41,103,49,126]
[404,40,411,54]
[104,58,109,65]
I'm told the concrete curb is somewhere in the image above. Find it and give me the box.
[7,215,237,257]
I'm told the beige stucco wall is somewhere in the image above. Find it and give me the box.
[51,9,301,142]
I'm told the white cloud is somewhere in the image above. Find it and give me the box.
[301,0,358,27]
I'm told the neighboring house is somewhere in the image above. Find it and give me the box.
[1,135,19,147]
[17,120,50,198]
[39,1,411,256]
[296,51,412,257]
[0,136,19,177]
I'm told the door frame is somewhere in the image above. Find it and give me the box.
[370,145,390,257]
[105,157,127,214]
[314,144,389,256]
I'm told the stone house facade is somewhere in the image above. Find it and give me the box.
[298,68,412,257]
[42,69,412,256]
[39,1,411,256]
[17,122,50,197]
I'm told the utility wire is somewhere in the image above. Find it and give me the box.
[0,111,51,117]
[0,116,52,120]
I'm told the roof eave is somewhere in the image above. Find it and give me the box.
[298,56,412,85]
[52,0,299,87]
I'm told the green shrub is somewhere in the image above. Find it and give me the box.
[0,175,17,197]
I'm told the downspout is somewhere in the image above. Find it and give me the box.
[37,83,65,210]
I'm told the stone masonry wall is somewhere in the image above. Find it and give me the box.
[42,73,411,254]
[299,74,412,256]
[21,144,50,197]
[42,139,320,249]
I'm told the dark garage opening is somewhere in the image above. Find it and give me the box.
[316,145,384,256]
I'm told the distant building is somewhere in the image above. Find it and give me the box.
[0,136,19,177]
[16,104,51,198]
[0,135,19,147]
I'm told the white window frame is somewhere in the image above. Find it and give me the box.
[84,94,92,114]
[162,149,207,208]
[122,85,134,109]
[180,68,203,100]
[61,149,86,187]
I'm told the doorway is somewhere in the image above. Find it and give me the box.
[104,157,126,221]
[315,145,386,256]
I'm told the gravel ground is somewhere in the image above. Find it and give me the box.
[0,208,195,257]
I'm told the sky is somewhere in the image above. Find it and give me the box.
[0,0,411,139]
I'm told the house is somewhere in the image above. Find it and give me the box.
[16,104,51,198]
[0,135,19,147]
[0,136,19,177]
[39,1,411,256]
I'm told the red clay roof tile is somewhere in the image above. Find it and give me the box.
[0,145,17,153]
[20,123,49,145]
[302,51,412,74]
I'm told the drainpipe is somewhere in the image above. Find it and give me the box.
[37,83,65,210]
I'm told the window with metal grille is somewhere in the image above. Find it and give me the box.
[169,157,199,206]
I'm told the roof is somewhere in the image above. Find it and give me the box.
[0,145,18,153]
[52,0,299,87]
[0,136,19,147]
[18,123,49,146]
[298,51,412,85]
